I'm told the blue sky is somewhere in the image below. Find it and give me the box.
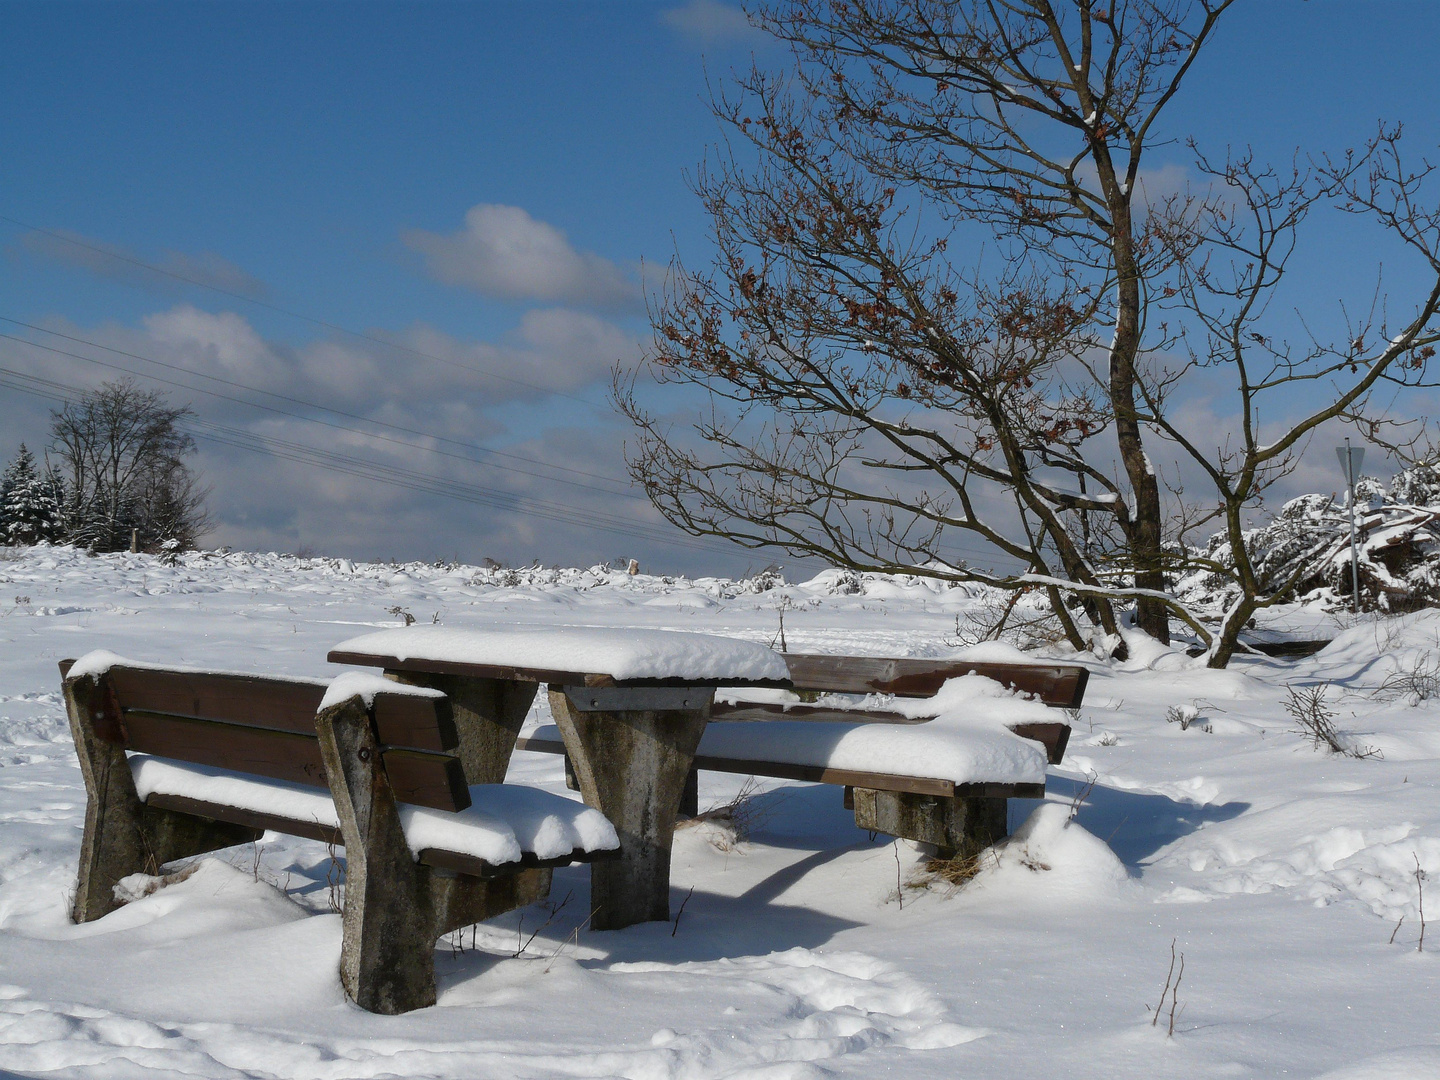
[2,1,1437,572]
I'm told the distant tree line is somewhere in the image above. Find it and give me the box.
[1,380,210,552]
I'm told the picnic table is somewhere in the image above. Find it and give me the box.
[328,626,791,931]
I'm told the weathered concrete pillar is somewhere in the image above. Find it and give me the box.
[385,671,537,784]
[548,687,710,930]
[317,695,438,1015]
[850,788,1007,860]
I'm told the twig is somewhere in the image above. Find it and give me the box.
[671,886,696,936]
[513,890,572,958]
[1068,772,1098,824]
[1151,939,1178,1027]
[543,904,603,973]
[894,841,903,910]
[1417,854,1428,953]
[1389,914,1406,945]
[1168,952,1185,1037]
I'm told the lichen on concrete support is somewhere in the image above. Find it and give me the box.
[548,688,709,931]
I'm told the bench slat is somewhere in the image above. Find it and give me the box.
[122,712,470,811]
[143,793,597,879]
[711,702,921,725]
[124,710,331,788]
[106,668,458,752]
[781,654,1088,706]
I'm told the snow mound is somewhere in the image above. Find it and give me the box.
[1313,1046,1440,1080]
[971,803,1131,899]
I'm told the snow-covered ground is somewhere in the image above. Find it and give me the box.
[0,545,1437,1080]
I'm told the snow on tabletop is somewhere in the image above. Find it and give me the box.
[330,625,790,682]
[128,756,615,864]
[319,670,444,711]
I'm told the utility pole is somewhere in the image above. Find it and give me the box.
[1335,439,1365,612]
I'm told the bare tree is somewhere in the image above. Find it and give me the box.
[1143,130,1440,665]
[49,379,211,552]
[621,0,1237,650]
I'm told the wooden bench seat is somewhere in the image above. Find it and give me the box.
[517,653,1084,860]
[60,654,617,1014]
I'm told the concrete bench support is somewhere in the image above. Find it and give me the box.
[548,687,710,931]
[849,787,1008,860]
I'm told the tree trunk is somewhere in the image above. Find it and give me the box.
[1107,192,1170,644]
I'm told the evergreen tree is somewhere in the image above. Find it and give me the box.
[1,444,63,546]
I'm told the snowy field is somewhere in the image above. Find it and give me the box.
[0,545,1437,1080]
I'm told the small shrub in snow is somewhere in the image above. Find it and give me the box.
[1165,703,1214,733]
[1282,683,1380,759]
[1374,652,1440,705]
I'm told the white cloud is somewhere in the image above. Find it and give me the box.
[402,204,639,310]
[661,0,763,45]
[0,304,678,567]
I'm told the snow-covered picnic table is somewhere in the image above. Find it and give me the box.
[328,626,793,929]
[328,626,1077,931]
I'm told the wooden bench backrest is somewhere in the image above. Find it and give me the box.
[781,653,1088,708]
[58,659,469,812]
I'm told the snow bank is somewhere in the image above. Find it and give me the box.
[969,803,1131,899]
[331,625,790,682]
[129,755,616,864]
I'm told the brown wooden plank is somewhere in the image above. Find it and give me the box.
[110,668,327,735]
[105,666,455,751]
[371,692,458,752]
[123,710,331,787]
[145,792,342,844]
[418,845,616,880]
[122,712,469,811]
[711,702,922,724]
[1009,721,1071,765]
[327,650,792,690]
[58,658,77,679]
[781,653,1088,706]
[380,749,471,812]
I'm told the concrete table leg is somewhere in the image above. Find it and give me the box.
[548,688,709,931]
[386,671,537,784]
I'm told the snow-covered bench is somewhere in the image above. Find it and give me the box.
[59,652,618,1014]
[518,653,1083,860]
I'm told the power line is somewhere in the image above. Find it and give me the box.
[0,327,641,501]
[0,212,610,408]
[0,315,635,493]
[0,363,758,561]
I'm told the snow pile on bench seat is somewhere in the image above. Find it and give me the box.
[531,673,1052,785]
[717,665,1067,720]
[331,625,790,683]
[696,714,1047,786]
[319,670,444,710]
[128,756,617,864]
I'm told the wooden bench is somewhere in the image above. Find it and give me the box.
[518,654,1085,861]
[60,654,617,1014]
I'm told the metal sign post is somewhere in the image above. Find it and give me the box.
[1335,440,1365,612]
